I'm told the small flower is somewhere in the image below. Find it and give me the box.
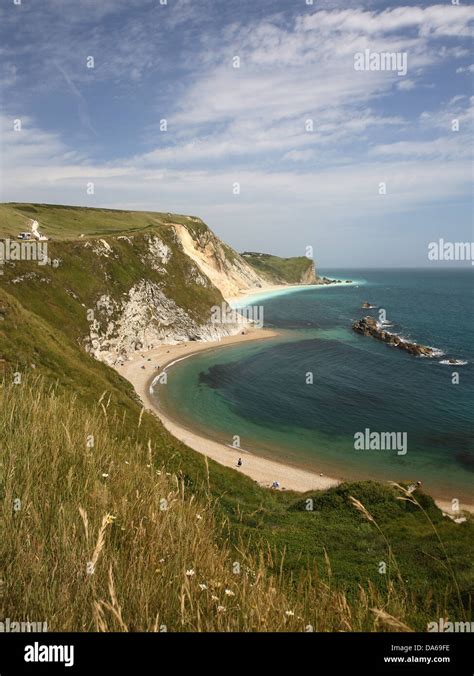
[185,569,195,577]
[198,583,208,590]
[217,606,226,613]
[285,610,295,617]
[101,473,109,478]
[125,461,130,465]
[196,514,202,520]
[211,595,219,602]
[224,589,235,597]
[159,558,165,563]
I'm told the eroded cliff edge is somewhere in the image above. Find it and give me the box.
[0,204,319,366]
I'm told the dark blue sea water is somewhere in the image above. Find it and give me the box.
[156,270,473,503]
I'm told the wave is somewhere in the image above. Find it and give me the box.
[379,326,445,358]
[422,347,445,358]
[439,359,468,366]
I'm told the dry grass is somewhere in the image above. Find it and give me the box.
[1,377,419,632]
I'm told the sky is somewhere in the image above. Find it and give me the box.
[0,0,473,267]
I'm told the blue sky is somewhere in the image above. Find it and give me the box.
[0,0,473,266]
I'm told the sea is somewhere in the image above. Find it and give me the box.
[154,269,473,503]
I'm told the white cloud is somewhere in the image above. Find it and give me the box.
[370,137,471,159]
[283,149,316,162]
[397,79,416,91]
[1,4,473,265]
[1,109,469,215]
[298,6,474,38]
[159,5,472,171]
[456,64,474,74]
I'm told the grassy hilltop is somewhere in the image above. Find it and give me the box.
[1,204,472,631]
[0,205,225,364]
[0,202,206,240]
[242,251,317,284]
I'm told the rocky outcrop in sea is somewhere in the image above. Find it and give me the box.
[352,316,439,357]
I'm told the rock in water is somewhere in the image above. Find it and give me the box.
[352,316,437,357]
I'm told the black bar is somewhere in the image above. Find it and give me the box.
[0,632,472,675]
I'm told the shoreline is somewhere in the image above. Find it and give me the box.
[117,324,342,494]
[227,278,360,307]
[115,284,473,516]
[227,282,317,306]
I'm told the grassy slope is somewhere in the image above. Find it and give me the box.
[2,375,425,632]
[0,211,224,346]
[0,203,206,240]
[1,204,473,629]
[242,251,315,283]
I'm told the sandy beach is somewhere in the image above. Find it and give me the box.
[226,282,317,305]
[226,279,358,306]
[115,287,473,515]
[117,323,341,493]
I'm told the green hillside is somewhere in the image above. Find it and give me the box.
[1,224,221,349]
[242,251,316,283]
[1,203,473,631]
[0,202,206,241]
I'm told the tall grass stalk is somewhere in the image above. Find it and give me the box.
[0,377,434,632]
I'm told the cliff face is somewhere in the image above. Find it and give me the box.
[300,263,318,285]
[82,223,273,364]
[172,223,266,298]
[0,204,311,366]
[87,280,246,366]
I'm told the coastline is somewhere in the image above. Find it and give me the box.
[227,278,360,307]
[227,282,317,306]
[115,284,473,516]
[117,323,341,493]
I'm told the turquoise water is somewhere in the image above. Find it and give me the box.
[154,269,473,502]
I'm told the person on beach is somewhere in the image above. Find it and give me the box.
[237,458,242,467]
